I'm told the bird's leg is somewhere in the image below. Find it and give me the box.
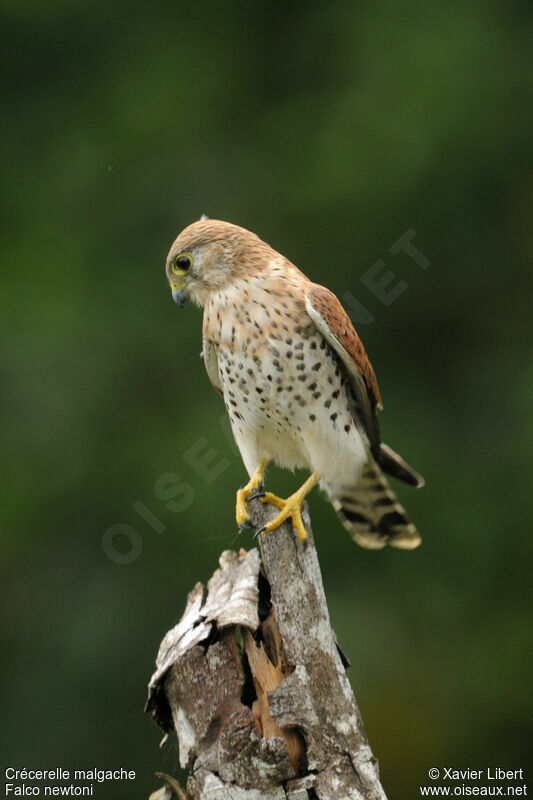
[236,459,269,529]
[257,472,319,542]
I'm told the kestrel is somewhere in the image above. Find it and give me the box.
[165,219,424,549]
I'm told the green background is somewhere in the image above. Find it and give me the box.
[1,1,531,797]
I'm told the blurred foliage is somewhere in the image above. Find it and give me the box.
[1,1,532,797]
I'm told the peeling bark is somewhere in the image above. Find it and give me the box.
[146,500,387,799]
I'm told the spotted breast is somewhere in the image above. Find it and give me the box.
[203,263,369,494]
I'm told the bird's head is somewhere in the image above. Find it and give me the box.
[165,218,273,308]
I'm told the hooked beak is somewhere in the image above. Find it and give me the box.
[171,282,187,308]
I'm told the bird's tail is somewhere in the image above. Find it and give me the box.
[330,454,422,550]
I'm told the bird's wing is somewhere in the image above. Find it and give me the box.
[202,336,223,396]
[305,283,382,454]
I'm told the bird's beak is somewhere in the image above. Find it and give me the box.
[171,282,187,308]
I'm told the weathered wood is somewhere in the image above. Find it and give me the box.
[147,501,387,799]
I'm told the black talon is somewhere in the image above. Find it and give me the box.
[248,480,264,499]
[253,526,266,540]
[238,519,255,531]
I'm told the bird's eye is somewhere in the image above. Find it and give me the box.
[171,253,193,275]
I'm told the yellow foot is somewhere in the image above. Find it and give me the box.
[257,473,319,542]
[236,459,268,529]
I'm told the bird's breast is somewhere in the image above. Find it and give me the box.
[204,284,367,483]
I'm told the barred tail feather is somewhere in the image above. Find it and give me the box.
[331,457,422,550]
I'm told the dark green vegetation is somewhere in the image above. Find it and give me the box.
[1,2,531,797]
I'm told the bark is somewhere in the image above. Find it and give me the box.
[146,497,387,800]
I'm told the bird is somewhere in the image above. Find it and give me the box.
[165,218,424,549]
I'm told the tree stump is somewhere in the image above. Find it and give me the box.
[146,497,387,799]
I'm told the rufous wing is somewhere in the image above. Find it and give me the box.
[202,336,223,396]
[305,283,382,454]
